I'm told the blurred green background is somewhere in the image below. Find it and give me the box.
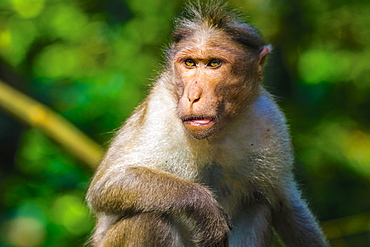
[0,0,369,246]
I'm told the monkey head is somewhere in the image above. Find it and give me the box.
[170,27,270,140]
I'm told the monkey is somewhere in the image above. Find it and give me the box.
[86,1,328,246]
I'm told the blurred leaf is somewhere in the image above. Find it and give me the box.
[11,0,45,19]
[34,44,80,78]
[0,18,37,66]
[50,193,92,235]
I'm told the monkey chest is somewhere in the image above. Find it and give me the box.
[195,162,255,214]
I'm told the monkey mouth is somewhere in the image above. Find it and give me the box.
[181,115,216,127]
[180,115,218,139]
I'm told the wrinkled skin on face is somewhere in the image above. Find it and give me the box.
[172,30,269,139]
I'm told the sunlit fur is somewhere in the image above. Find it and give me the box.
[86,1,328,246]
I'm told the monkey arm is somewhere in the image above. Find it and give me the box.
[271,186,328,247]
[87,166,231,246]
[87,166,207,214]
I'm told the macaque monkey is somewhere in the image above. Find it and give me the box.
[86,1,328,246]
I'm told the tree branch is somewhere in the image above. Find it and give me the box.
[0,79,103,169]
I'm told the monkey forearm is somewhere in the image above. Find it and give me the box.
[87,166,231,245]
[88,166,219,216]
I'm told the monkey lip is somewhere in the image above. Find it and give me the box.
[182,116,216,127]
[181,116,217,139]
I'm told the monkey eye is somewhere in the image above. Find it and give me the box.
[184,59,196,67]
[207,59,221,68]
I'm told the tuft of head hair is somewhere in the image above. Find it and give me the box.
[172,0,266,51]
[181,0,242,29]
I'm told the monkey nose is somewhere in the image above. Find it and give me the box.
[187,85,202,104]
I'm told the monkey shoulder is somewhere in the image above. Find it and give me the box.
[248,90,294,167]
[248,90,291,144]
[251,90,288,130]
[217,90,294,170]
[222,90,289,147]
[110,84,178,140]
[99,85,189,169]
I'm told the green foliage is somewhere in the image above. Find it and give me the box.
[1,129,92,246]
[0,0,369,246]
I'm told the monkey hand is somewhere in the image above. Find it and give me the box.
[188,186,232,247]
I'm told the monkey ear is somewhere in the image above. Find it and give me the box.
[258,45,272,78]
[259,45,271,65]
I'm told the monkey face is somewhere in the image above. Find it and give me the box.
[173,33,263,140]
